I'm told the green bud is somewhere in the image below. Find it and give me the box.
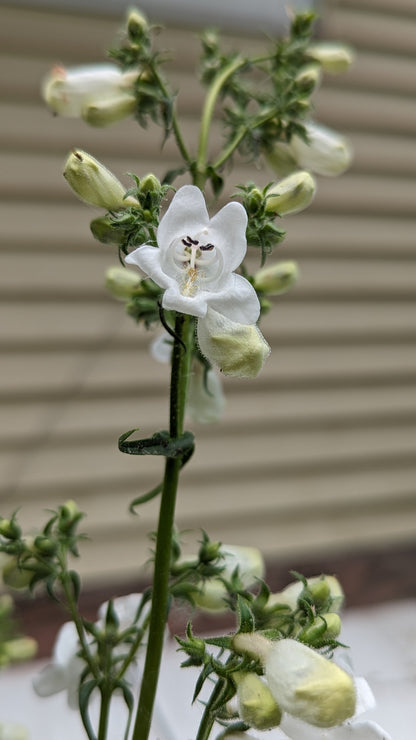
[90,216,129,245]
[58,500,83,533]
[254,261,299,296]
[265,171,316,216]
[33,535,57,557]
[139,173,161,194]
[127,8,149,41]
[295,63,322,92]
[198,539,222,564]
[2,558,32,590]
[81,93,136,127]
[63,150,138,210]
[235,672,282,730]
[306,42,355,74]
[0,519,21,540]
[105,266,143,299]
[3,637,37,662]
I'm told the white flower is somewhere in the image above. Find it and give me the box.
[126,185,258,321]
[42,63,137,124]
[126,185,269,377]
[32,621,84,709]
[33,593,146,709]
[277,714,393,740]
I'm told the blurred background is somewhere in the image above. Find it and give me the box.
[1,0,416,646]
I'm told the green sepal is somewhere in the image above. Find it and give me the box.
[79,679,99,740]
[216,720,251,738]
[68,569,81,603]
[236,595,255,633]
[129,481,163,513]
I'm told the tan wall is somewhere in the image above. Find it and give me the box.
[1,1,416,585]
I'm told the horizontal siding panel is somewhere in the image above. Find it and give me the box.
[2,344,416,398]
[324,7,416,54]
[314,88,416,136]
[3,301,416,348]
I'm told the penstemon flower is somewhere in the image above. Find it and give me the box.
[267,122,352,178]
[125,185,270,377]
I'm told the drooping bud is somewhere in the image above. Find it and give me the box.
[289,122,352,177]
[58,500,83,534]
[81,92,136,127]
[268,574,344,613]
[306,42,355,74]
[265,639,356,727]
[42,63,136,119]
[299,612,342,643]
[265,171,316,216]
[63,150,138,210]
[234,672,282,730]
[105,266,143,299]
[197,308,270,379]
[253,261,299,296]
[2,558,33,590]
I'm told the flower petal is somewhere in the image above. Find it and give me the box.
[125,245,175,290]
[32,664,69,698]
[208,273,260,323]
[157,185,210,251]
[207,200,248,272]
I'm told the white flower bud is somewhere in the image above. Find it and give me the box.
[197,308,270,379]
[265,639,356,727]
[235,672,282,730]
[81,92,136,127]
[264,142,298,178]
[306,42,355,74]
[290,122,352,177]
[268,574,344,613]
[63,150,137,210]
[265,171,316,216]
[295,63,322,91]
[253,261,298,295]
[0,723,29,740]
[42,64,136,118]
[3,637,37,662]
[105,266,143,299]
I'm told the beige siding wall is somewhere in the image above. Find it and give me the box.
[1,1,416,584]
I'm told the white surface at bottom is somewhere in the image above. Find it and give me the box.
[1,599,415,740]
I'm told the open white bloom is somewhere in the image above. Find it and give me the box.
[42,63,137,124]
[33,621,83,709]
[126,185,269,377]
[33,593,146,709]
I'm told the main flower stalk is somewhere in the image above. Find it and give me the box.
[131,312,193,740]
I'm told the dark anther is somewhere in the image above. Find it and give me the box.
[182,236,199,246]
[200,243,214,251]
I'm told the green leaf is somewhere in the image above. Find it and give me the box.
[129,481,163,513]
[118,429,194,460]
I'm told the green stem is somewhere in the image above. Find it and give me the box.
[151,64,192,166]
[195,56,245,189]
[131,313,193,740]
[97,685,112,740]
[195,678,227,740]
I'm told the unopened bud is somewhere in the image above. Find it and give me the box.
[81,93,136,127]
[3,637,37,663]
[235,672,282,730]
[198,309,270,379]
[290,122,352,177]
[105,266,143,299]
[0,519,21,540]
[265,639,356,727]
[33,535,57,557]
[127,8,149,41]
[254,261,298,296]
[295,63,322,92]
[2,559,32,590]
[0,722,29,740]
[139,173,161,194]
[63,150,138,210]
[266,171,316,216]
[193,544,264,612]
[90,216,129,245]
[58,500,83,533]
[306,42,355,74]
[264,143,298,178]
